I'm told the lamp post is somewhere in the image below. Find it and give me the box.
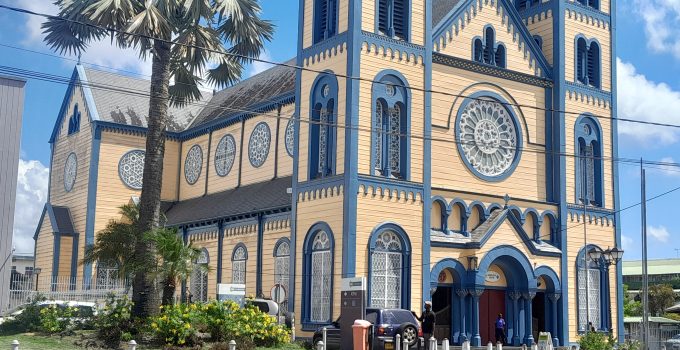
[33,268,42,292]
[589,247,624,332]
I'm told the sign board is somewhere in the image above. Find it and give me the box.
[485,271,501,283]
[217,283,246,306]
[340,277,366,350]
[270,284,287,304]
[537,332,553,350]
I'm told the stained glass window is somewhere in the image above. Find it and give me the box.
[118,150,145,189]
[374,101,384,172]
[576,117,602,206]
[311,231,331,322]
[248,122,271,168]
[215,135,236,177]
[184,145,203,185]
[275,241,290,311]
[370,231,403,309]
[285,118,296,157]
[232,246,247,285]
[577,266,600,331]
[373,75,407,179]
[191,249,209,303]
[388,105,401,175]
[318,109,329,175]
[64,152,77,192]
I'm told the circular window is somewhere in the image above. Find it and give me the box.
[118,150,145,189]
[248,122,271,167]
[322,84,330,98]
[285,118,295,157]
[214,134,236,177]
[63,152,77,192]
[456,98,520,180]
[184,145,203,185]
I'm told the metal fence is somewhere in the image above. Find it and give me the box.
[626,322,680,350]
[6,274,130,313]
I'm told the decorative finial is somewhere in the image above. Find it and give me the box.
[503,194,511,208]
[77,53,81,64]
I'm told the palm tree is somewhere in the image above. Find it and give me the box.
[42,0,273,317]
[145,227,209,306]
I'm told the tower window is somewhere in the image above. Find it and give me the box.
[515,0,540,10]
[378,0,409,41]
[577,0,599,10]
[576,37,601,88]
[68,104,81,135]
[533,35,543,50]
[309,74,338,180]
[575,116,603,207]
[473,27,506,68]
[314,0,338,44]
[372,74,409,179]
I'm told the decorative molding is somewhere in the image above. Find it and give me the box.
[301,32,349,66]
[518,2,553,23]
[361,31,425,64]
[565,81,611,108]
[565,2,611,28]
[434,53,553,88]
[357,175,424,203]
[567,204,614,226]
[297,176,344,202]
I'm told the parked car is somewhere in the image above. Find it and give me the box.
[246,298,293,328]
[312,308,422,350]
[666,334,680,350]
[4,300,97,325]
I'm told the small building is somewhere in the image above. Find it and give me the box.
[623,259,680,297]
[624,317,680,350]
[10,255,35,276]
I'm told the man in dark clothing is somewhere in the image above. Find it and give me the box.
[417,301,436,350]
[495,313,506,345]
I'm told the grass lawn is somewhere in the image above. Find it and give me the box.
[0,332,305,350]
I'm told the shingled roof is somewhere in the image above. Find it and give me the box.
[432,0,463,29]
[163,176,292,226]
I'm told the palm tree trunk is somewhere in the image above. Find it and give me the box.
[161,276,176,306]
[132,39,172,318]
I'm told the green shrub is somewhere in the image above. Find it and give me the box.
[39,304,77,334]
[94,294,135,346]
[578,332,615,350]
[149,303,202,347]
[617,339,642,350]
[200,300,290,347]
[0,295,46,335]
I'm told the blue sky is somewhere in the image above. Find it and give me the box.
[0,0,679,260]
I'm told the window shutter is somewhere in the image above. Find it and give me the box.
[473,39,484,63]
[516,0,527,9]
[587,44,600,88]
[587,48,595,87]
[378,0,388,35]
[393,0,407,40]
[328,0,337,37]
[494,45,506,68]
[314,0,328,43]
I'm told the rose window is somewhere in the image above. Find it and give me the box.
[184,145,203,185]
[214,135,236,177]
[63,152,77,192]
[457,99,519,178]
[248,122,271,167]
[118,150,145,189]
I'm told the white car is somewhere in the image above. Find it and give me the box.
[666,334,680,350]
[6,300,97,322]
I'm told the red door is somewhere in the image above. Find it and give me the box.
[479,290,506,345]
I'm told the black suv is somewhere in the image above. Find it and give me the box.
[312,308,422,350]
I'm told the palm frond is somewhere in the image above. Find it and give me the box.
[205,55,244,88]
[84,0,141,30]
[42,0,108,55]
[173,25,223,69]
[124,2,173,51]
[181,0,213,23]
[168,62,203,106]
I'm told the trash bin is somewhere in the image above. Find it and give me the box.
[353,319,372,350]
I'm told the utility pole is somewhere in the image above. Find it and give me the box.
[641,161,650,349]
[675,249,680,258]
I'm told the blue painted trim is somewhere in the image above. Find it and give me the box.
[308,71,339,180]
[217,222,224,283]
[70,233,79,286]
[301,222,336,330]
[475,245,537,289]
[301,32,348,63]
[256,213,264,295]
[564,1,610,24]
[52,234,60,280]
[534,265,561,292]
[357,175,423,197]
[423,0,433,307]
[366,223,412,309]
[361,31,426,60]
[83,126,101,282]
[186,224,219,235]
[564,82,611,104]
[273,237,291,257]
[545,87,555,202]
[516,0,553,21]
[573,114,606,207]
[429,258,467,287]
[76,65,101,121]
[454,91,524,182]
[573,35,602,89]
[313,0,339,45]
[95,120,182,141]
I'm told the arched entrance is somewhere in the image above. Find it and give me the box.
[474,246,537,346]
[534,266,562,346]
[430,258,468,344]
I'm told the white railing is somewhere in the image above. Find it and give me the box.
[626,323,680,350]
[6,274,130,313]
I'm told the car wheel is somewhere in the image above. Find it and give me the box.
[400,325,418,346]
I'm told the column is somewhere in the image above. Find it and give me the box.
[509,291,521,346]
[456,288,469,343]
[548,293,561,346]
[523,292,536,345]
[602,265,611,331]
[471,289,483,346]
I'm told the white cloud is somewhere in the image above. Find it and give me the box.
[617,58,680,145]
[14,0,151,76]
[634,0,680,59]
[12,159,49,255]
[247,50,274,77]
[621,235,634,251]
[647,225,671,243]
[649,157,680,176]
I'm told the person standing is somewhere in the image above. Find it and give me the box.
[495,313,506,345]
[417,301,436,350]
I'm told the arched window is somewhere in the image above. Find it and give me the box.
[575,116,603,207]
[372,73,409,179]
[576,0,599,10]
[191,249,209,302]
[473,27,506,68]
[515,0,539,10]
[314,0,338,44]
[232,245,247,285]
[310,74,338,180]
[377,0,409,40]
[68,104,81,135]
[369,227,410,309]
[431,200,447,232]
[576,245,610,332]
[274,239,290,311]
[576,37,601,89]
[303,226,334,325]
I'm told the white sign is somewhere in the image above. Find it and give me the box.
[217,283,246,306]
[341,277,366,291]
[537,332,553,350]
[270,284,287,304]
[485,271,501,283]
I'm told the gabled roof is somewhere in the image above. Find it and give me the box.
[432,0,464,28]
[162,176,292,226]
[33,203,76,240]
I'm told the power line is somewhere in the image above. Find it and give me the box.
[0,3,677,133]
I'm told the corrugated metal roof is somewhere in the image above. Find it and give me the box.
[623,259,680,276]
[624,317,680,324]
[163,176,292,226]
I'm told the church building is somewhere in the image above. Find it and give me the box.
[33,0,622,346]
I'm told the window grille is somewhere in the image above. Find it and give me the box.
[578,267,601,330]
[310,231,331,322]
[370,231,403,309]
[232,246,247,285]
[275,241,290,311]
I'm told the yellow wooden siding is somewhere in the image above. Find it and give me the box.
[303,0,313,49]
[277,103,296,177]
[361,0,375,32]
[564,98,613,209]
[261,222,292,296]
[223,225,259,296]
[525,12,554,65]
[435,1,544,77]
[338,0,348,34]
[294,194,344,335]
[58,236,74,277]
[540,214,553,241]
[410,0,425,46]
[50,86,92,281]
[355,191,423,309]
[297,53,348,181]
[448,205,463,231]
[357,53,425,182]
[240,116,277,186]
[430,64,548,201]
[35,215,54,281]
[565,216,617,340]
[206,123,242,194]
[564,14,611,91]
[179,134,210,200]
[189,231,220,301]
[162,140,180,201]
[431,201,443,229]
[566,0,609,14]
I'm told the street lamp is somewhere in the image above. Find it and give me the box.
[34,268,42,292]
